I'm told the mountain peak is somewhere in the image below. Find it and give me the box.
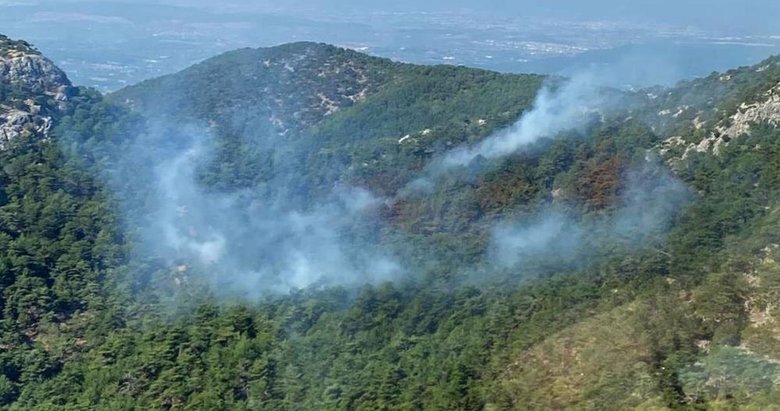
[0,34,71,94]
[0,34,40,58]
[113,41,398,133]
[0,34,73,148]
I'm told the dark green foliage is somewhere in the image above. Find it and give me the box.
[0,136,126,408]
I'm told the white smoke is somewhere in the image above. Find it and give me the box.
[490,162,691,270]
[439,72,608,170]
[98,120,405,298]
[400,71,617,197]
[60,56,692,299]
[491,211,582,269]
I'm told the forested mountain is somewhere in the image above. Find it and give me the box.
[1,34,780,410]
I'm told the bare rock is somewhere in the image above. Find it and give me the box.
[0,34,74,148]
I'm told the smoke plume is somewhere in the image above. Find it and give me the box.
[489,161,691,271]
[441,72,612,169]
[60,58,692,299]
[402,71,622,196]
[75,117,404,298]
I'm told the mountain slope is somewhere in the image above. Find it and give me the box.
[111,42,545,195]
[490,58,780,408]
[112,42,544,136]
[113,42,397,134]
[0,36,127,409]
[2,34,780,410]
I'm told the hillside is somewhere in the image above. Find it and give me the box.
[111,42,545,196]
[1,35,780,410]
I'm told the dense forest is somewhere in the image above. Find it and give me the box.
[2,35,780,410]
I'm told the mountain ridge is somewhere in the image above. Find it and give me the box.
[111,41,399,134]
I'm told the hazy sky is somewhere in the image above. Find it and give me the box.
[3,0,779,35]
[3,0,779,91]
[164,0,779,34]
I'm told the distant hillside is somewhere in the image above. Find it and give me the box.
[112,41,544,140]
[112,41,545,196]
[113,42,397,133]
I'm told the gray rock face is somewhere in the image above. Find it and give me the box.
[0,53,72,97]
[718,83,780,138]
[0,108,52,149]
[0,36,73,149]
[658,81,780,168]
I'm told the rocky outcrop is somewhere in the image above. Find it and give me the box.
[0,34,73,149]
[0,107,53,148]
[658,80,780,164]
[717,83,780,139]
[0,54,71,98]
[0,34,71,96]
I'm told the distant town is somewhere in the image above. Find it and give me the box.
[3,3,780,91]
